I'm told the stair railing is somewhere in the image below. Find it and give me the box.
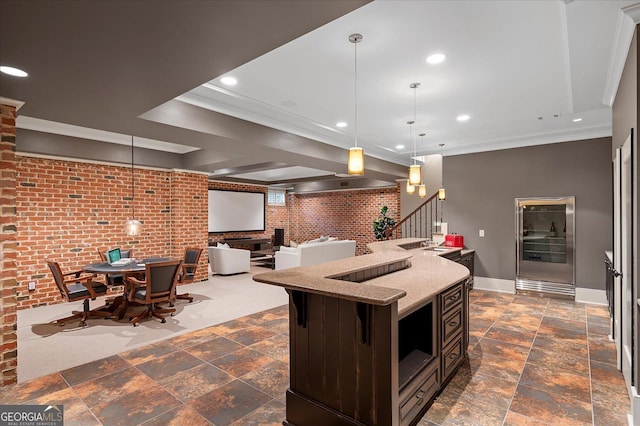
[387,191,442,240]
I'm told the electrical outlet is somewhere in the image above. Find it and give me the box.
[28,281,36,291]
[479,229,485,237]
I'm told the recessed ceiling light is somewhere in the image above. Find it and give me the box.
[457,114,470,122]
[0,66,28,77]
[426,53,446,65]
[396,144,405,150]
[336,122,347,128]
[220,76,237,86]
[573,118,583,122]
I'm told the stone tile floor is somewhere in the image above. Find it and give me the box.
[0,290,629,425]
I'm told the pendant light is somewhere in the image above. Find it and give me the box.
[406,119,418,194]
[347,33,364,176]
[125,136,143,236]
[408,83,421,185]
[406,179,415,194]
[417,133,427,198]
[438,143,446,200]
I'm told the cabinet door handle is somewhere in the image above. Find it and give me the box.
[448,352,459,361]
[447,294,460,303]
[416,390,426,404]
[448,320,458,327]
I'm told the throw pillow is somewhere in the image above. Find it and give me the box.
[290,241,298,248]
[218,242,230,249]
[318,236,329,242]
[279,246,297,254]
[328,237,338,241]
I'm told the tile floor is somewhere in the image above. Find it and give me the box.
[0,290,630,425]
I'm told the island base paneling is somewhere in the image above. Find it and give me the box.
[285,290,398,426]
[283,279,468,426]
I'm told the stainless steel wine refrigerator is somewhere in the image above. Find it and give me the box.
[515,196,575,298]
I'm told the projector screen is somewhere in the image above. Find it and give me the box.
[208,190,265,233]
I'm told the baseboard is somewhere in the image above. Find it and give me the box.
[473,277,515,294]
[575,287,607,305]
[473,276,607,306]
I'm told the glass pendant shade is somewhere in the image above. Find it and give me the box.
[418,184,427,198]
[406,180,415,194]
[347,147,364,175]
[409,164,421,185]
[438,187,446,200]
[346,33,364,176]
[125,219,142,236]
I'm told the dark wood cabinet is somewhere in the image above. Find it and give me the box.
[281,278,468,426]
[440,281,465,386]
[253,239,472,426]
[459,251,475,288]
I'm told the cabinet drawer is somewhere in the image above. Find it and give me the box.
[441,304,463,347]
[441,283,463,313]
[442,336,464,382]
[400,362,439,424]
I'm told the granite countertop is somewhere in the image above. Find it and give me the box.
[253,238,470,318]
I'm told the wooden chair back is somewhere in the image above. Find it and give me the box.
[132,260,182,305]
[181,247,203,283]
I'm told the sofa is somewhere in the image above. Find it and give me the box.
[208,246,251,275]
[275,239,356,270]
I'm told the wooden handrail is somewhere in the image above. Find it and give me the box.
[388,191,440,240]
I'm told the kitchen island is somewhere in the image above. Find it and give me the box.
[253,238,471,426]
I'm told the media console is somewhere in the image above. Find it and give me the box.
[208,237,271,252]
[253,238,471,426]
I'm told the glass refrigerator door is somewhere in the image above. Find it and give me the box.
[516,197,575,288]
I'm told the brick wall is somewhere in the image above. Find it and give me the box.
[289,187,400,255]
[1,104,18,385]
[14,161,400,310]
[15,156,208,310]
[169,171,209,261]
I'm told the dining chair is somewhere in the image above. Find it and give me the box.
[123,259,182,326]
[46,260,111,327]
[97,247,133,285]
[173,246,203,304]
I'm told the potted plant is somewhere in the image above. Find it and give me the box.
[373,206,396,240]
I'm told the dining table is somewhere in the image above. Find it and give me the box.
[82,257,172,319]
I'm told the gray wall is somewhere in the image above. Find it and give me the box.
[444,137,612,290]
[612,27,637,153]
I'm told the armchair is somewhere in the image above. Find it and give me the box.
[123,259,182,326]
[46,260,111,327]
[208,246,250,275]
[174,247,203,304]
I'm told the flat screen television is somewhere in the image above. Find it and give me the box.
[208,190,265,233]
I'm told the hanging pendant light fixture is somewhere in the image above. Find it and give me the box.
[417,133,427,198]
[347,33,364,176]
[125,136,142,236]
[408,83,421,185]
[406,179,415,194]
[406,119,419,194]
[438,143,446,200]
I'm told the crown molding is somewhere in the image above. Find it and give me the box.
[603,3,640,107]
[0,96,25,110]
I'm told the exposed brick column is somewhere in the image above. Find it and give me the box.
[169,171,209,281]
[0,104,18,386]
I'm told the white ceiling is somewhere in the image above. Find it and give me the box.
[177,0,636,181]
[3,0,638,187]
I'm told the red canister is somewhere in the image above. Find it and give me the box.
[445,233,464,247]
